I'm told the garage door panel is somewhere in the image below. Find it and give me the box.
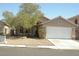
[46,27,72,39]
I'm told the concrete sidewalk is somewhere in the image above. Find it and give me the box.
[0,43,79,50]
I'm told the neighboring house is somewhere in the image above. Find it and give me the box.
[68,15,79,40]
[0,21,10,35]
[39,16,77,39]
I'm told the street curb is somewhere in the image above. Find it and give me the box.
[0,44,79,50]
[0,44,26,47]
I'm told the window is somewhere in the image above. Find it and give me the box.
[4,28,7,35]
[75,19,78,24]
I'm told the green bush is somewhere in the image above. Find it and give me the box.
[38,27,45,39]
[0,32,5,36]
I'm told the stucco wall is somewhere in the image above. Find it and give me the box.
[3,26,10,35]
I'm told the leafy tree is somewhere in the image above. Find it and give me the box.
[2,3,43,37]
[3,11,14,27]
[15,3,43,35]
[18,3,43,29]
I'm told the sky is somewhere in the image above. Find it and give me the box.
[0,3,79,20]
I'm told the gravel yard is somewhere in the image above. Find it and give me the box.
[6,37,54,46]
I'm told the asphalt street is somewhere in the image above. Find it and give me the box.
[0,47,79,56]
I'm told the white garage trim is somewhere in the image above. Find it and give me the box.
[46,27,73,39]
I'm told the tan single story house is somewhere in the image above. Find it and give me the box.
[38,16,77,39]
[0,16,78,40]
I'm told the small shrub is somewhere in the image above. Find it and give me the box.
[38,26,45,39]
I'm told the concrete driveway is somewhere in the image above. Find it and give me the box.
[48,39,79,49]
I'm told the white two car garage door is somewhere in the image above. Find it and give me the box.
[46,27,72,39]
